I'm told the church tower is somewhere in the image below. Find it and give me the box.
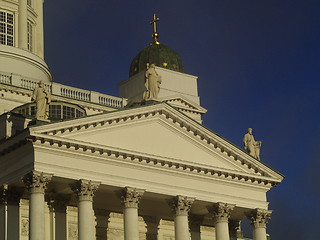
[0,0,51,82]
[119,14,207,123]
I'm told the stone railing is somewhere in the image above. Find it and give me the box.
[0,72,11,85]
[58,85,91,102]
[98,95,124,108]
[0,71,127,108]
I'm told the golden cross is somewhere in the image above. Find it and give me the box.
[150,14,160,44]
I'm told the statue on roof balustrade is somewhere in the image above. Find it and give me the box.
[31,81,51,121]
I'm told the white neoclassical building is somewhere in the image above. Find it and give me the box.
[0,1,283,240]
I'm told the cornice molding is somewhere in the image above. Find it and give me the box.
[0,104,283,186]
[25,133,279,188]
[28,103,283,181]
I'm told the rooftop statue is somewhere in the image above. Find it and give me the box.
[243,128,262,160]
[143,63,162,100]
[31,81,51,121]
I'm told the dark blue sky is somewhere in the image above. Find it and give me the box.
[44,0,320,239]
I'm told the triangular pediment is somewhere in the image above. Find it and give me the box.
[160,95,207,114]
[30,103,283,183]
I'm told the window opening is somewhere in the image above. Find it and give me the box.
[27,21,33,52]
[0,11,14,46]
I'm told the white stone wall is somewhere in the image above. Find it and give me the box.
[15,200,216,240]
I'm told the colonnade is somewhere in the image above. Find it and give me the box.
[0,171,272,240]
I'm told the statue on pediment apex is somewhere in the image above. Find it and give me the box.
[243,128,262,160]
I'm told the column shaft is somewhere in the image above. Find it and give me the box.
[55,211,67,240]
[0,204,6,240]
[18,0,28,49]
[7,204,20,240]
[174,214,190,240]
[215,221,230,240]
[78,200,94,240]
[253,227,267,240]
[29,192,45,240]
[124,207,139,240]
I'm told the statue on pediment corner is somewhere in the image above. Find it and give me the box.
[243,128,262,160]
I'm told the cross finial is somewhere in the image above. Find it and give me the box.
[150,14,160,44]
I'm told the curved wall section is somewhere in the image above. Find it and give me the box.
[0,45,52,82]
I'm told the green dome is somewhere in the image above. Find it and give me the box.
[129,43,184,77]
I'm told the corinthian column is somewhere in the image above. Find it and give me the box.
[190,215,204,240]
[71,179,100,240]
[208,202,235,240]
[120,187,145,240]
[49,195,70,240]
[248,209,272,240]
[169,195,195,240]
[23,171,52,240]
[0,185,8,240]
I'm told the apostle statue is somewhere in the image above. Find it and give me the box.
[31,81,51,121]
[143,63,162,100]
[243,128,262,160]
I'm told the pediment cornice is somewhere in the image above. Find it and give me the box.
[2,103,283,185]
[25,133,279,188]
[160,95,207,114]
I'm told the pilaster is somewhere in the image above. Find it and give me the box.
[190,215,204,240]
[18,0,28,50]
[48,195,70,240]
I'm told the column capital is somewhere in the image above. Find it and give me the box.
[208,202,235,223]
[169,195,195,216]
[0,184,9,205]
[22,171,53,194]
[71,179,100,202]
[121,187,144,208]
[247,208,272,228]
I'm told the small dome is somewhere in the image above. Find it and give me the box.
[129,43,184,77]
